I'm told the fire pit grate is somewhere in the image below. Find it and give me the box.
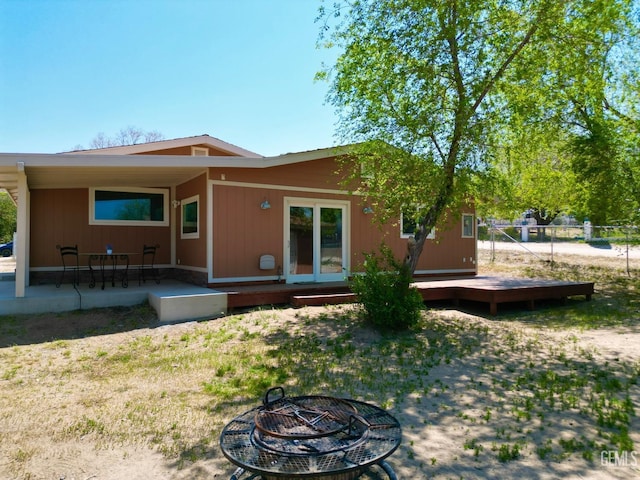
[220,387,401,480]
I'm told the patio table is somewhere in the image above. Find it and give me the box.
[81,253,138,289]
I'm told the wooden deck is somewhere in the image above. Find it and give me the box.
[216,282,352,309]
[215,276,594,316]
[414,276,594,315]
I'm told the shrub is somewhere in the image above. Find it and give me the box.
[350,245,424,330]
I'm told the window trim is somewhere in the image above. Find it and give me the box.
[180,194,200,239]
[462,213,475,238]
[89,187,169,226]
[191,146,209,156]
[400,208,435,240]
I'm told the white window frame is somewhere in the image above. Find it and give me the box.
[284,197,350,283]
[400,208,435,240]
[462,213,475,238]
[180,194,200,239]
[89,187,169,226]
[360,162,374,180]
[191,146,209,156]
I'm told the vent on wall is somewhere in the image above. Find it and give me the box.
[259,255,275,270]
[192,147,209,156]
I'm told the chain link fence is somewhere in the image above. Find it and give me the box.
[479,223,639,275]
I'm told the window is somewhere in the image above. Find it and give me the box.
[181,195,199,239]
[462,214,475,238]
[89,187,169,226]
[400,206,435,239]
[360,162,374,180]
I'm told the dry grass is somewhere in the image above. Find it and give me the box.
[1,249,639,479]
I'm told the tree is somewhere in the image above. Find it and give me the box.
[88,126,164,149]
[480,124,577,226]
[318,0,634,272]
[0,192,17,242]
[569,111,626,226]
[598,16,640,225]
[480,4,640,228]
[492,0,640,227]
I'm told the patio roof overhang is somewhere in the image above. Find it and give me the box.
[0,146,351,203]
[0,166,19,203]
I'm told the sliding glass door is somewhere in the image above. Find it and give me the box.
[286,200,348,283]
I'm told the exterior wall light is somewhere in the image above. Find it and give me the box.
[362,206,374,214]
[260,200,271,210]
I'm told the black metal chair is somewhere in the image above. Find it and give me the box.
[56,244,80,287]
[139,244,160,285]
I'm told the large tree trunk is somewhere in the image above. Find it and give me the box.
[404,196,448,273]
[405,131,459,273]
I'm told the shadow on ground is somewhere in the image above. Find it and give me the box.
[0,304,160,347]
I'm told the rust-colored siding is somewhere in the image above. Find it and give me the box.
[28,152,476,285]
[175,174,207,268]
[30,189,171,268]
[209,159,476,281]
[210,158,349,190]
[136,144,241,156]
[212,184,286,278]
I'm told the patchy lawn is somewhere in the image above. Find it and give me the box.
[1,250,639,480]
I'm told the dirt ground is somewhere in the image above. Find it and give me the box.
[1,251,640,480]
[2,310,639,480]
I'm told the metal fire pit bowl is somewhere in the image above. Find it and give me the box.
[220,387,401,480]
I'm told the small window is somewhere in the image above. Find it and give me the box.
[90,187,169,226]
[401,207,435,239]
[191,147,209,156]
[181,195,199,239]
[360,162,374,180]
[462,214,475,238]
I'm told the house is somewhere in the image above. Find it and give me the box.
[0,134,477,316]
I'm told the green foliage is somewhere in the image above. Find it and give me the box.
[0,192,16,243]
[319,0,637,258]
[483,0,640,225]
[350,245,423,330]
[479,125,577,222]
[496,442,521,462]
[569,115,627,225]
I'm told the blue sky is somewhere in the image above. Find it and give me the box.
[0,0,339,156]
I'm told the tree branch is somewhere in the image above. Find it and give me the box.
[470,23,540,116]
[429,133,446,162]
[444,0,467,104]
[604,97,640,133]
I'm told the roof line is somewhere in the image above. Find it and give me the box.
[64,134,263,158]
[0,145,354,169]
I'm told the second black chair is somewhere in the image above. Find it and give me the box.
[139,244,160,285]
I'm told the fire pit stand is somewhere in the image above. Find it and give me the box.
[220,387,401,480]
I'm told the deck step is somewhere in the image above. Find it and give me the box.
[291,292,357,307]
[148,291,227,323]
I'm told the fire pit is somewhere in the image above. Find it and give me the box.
[219,387,401,480]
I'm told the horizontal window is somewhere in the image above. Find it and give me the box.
[89,187,169,226]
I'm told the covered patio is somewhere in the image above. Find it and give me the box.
[0,150,216,303]
[0,258,226,322]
